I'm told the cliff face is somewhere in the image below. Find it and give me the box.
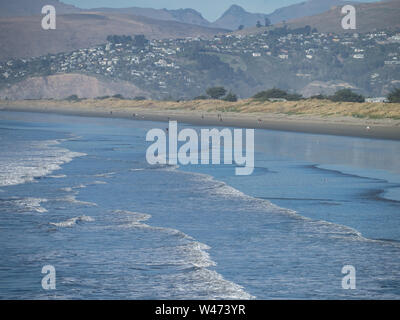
[300,81,358,98]
[0,74,147,100]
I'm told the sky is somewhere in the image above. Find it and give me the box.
[62,0,377,21]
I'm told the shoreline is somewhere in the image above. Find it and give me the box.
[1,100,400,141]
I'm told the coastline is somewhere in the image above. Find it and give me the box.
[1,99,400,141]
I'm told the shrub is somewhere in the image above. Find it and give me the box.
[310,94,327,100]
[387,88,400,103]
[206,87,227,100]
[329,89,365,103]
[193,95,209,100]
[223,92,238,102]
[286,93,303,101]
[253,88,287,101]
[133,96,147,101]
[65,94,80,101]
[253,88,302,101]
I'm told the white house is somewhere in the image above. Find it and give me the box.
[366,97,388,103]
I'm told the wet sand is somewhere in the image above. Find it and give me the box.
[1,100,400,141]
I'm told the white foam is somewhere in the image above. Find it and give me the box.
[90,180,107,185]
[0,139,86,187]
[55,195,98,207]
[60,187,74,192]
[60,181,107,193]
[6,197,48,213]
[93,172,116,178]
[50,215,95,227]
[48,174,67,179]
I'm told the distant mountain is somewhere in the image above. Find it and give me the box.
[168,8,211,27]
[281,0,400,33]
[212,5,270,30]
[0,12,226,61]
[91,7,211,27]
[266,0,355,24]
[0,0,81,17]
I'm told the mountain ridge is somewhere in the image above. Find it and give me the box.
[0,0,378,31]
[212,4,270,30]
[91,6,211,27]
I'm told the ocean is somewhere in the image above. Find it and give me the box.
[0,110,400,299]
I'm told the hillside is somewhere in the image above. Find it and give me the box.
[0,73,146,100]
[282,0,400,33]
[0,12,227,61]
[1,27,399,100]
[267,0,355,24]
[0,0,80,17]
[92,7,211,27]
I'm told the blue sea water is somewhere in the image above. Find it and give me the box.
[0,110,400,299]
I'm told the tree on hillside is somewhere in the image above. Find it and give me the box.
[256,21,262,28]
[304,25,312,35]
[387,88,400,103]
[66,94,80,101]
[106,35,132,44]
[223,92,238,102]
[133,96,147,101]
[238,25,244,31]
[329,89,365,103]
[310,94,327,100]
[253,88,287,100]
[194,95,209,100]
[133,34,149,48]
[253,88,302,101]
[206,87,227,100]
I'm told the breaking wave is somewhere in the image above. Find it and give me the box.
[112,209,255,299]
[50,215,95,228]
[0,139,86,187]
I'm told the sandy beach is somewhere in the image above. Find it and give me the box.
[1,98,400,140]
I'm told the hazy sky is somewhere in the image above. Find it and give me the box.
[62,0,374,21]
